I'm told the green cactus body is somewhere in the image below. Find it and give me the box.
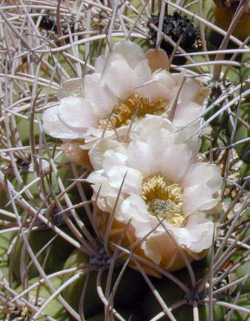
[15,276,69,321]
[62,250,147,318]
[141,261,225,321]
[83,309,142,321]
[232,293,250,320]
[231,260,250,294]
[9,229,74,285]
[0,231,15,279]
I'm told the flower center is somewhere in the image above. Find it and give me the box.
[141,175,185,227]
[99,94,167,129]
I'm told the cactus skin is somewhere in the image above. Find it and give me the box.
[0,231,15,279]
[231,260,250,294]
[141,279,225,321]
[141,260,225,321]
[86,309,142,321]
[62,250,147,318]
[9,230,74,285]
[15,276,70,321]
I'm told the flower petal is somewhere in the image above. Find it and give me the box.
[84,73,117,117]
[42,105,84,139]
[57,78,84,99]
[172,101,203,152]
[146,48,170,72]
[160,144,193,182]
[175,220,214,253]
[183,185,220,215]
[102,150,128,172]
[173,102,202,128]
[134,59,152,85]
[129,117,194,180]
[88,170,122,212]
[142,220,214,266]
[117,195,153,237]
[136,70,175,102]
[127,140,157,176]
[106,165,143,195]
[103,57,137,99]
[89,138,127,170]
[131,115,174,142]
[178,77,209,105]
[183,163,222,190]
[58,97,97,130]
[142,232,180,266]
[112,40,145,68]
[183,163,222,214]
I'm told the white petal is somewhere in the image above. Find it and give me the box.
[174,221,214,253]
[178,77,208,105]
[87,170,122,212]
[127,140,157,176]
[131,115,174,142]
[57,78,84,99]
[58,97,97,130]
[129,121,193,181]
[136,70,175,102]
[106,165,143,195]
[134,59,152,85]
[173,102,202,128]
[102,150,128,172]
[83,125,129,146]
[84,73,117,116]
[142,220,214,265]
[183,163,222,214]
[183,163,222,190]
[112,40,145,68]
[172,102,203,153]
[183,185,220,215]
[172,126,201,155]
[89,138,127,170]
[42,106,84,139]
[87,170,108,194]
[117,195,153,237]
[103,57,137,99]
[160,144,193,182]
[142,231,178,265]
[186,212,209,225]
[78,128,107,146]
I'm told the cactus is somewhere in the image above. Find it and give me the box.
[62,250,146,317]
[9,229,74,285]
[1,1,250,321]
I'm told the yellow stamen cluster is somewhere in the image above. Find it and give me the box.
[99,94,167,129]
[142,175,185,226]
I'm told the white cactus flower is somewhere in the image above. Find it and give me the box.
[42,40,208,150]
[87,116,222,273]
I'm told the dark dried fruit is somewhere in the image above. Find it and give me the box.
[149,12,200,65]
[16,157,30,173]
[39,15,57,32]
[35,13,80,37]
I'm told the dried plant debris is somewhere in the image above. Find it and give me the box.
[0,1,250,321]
